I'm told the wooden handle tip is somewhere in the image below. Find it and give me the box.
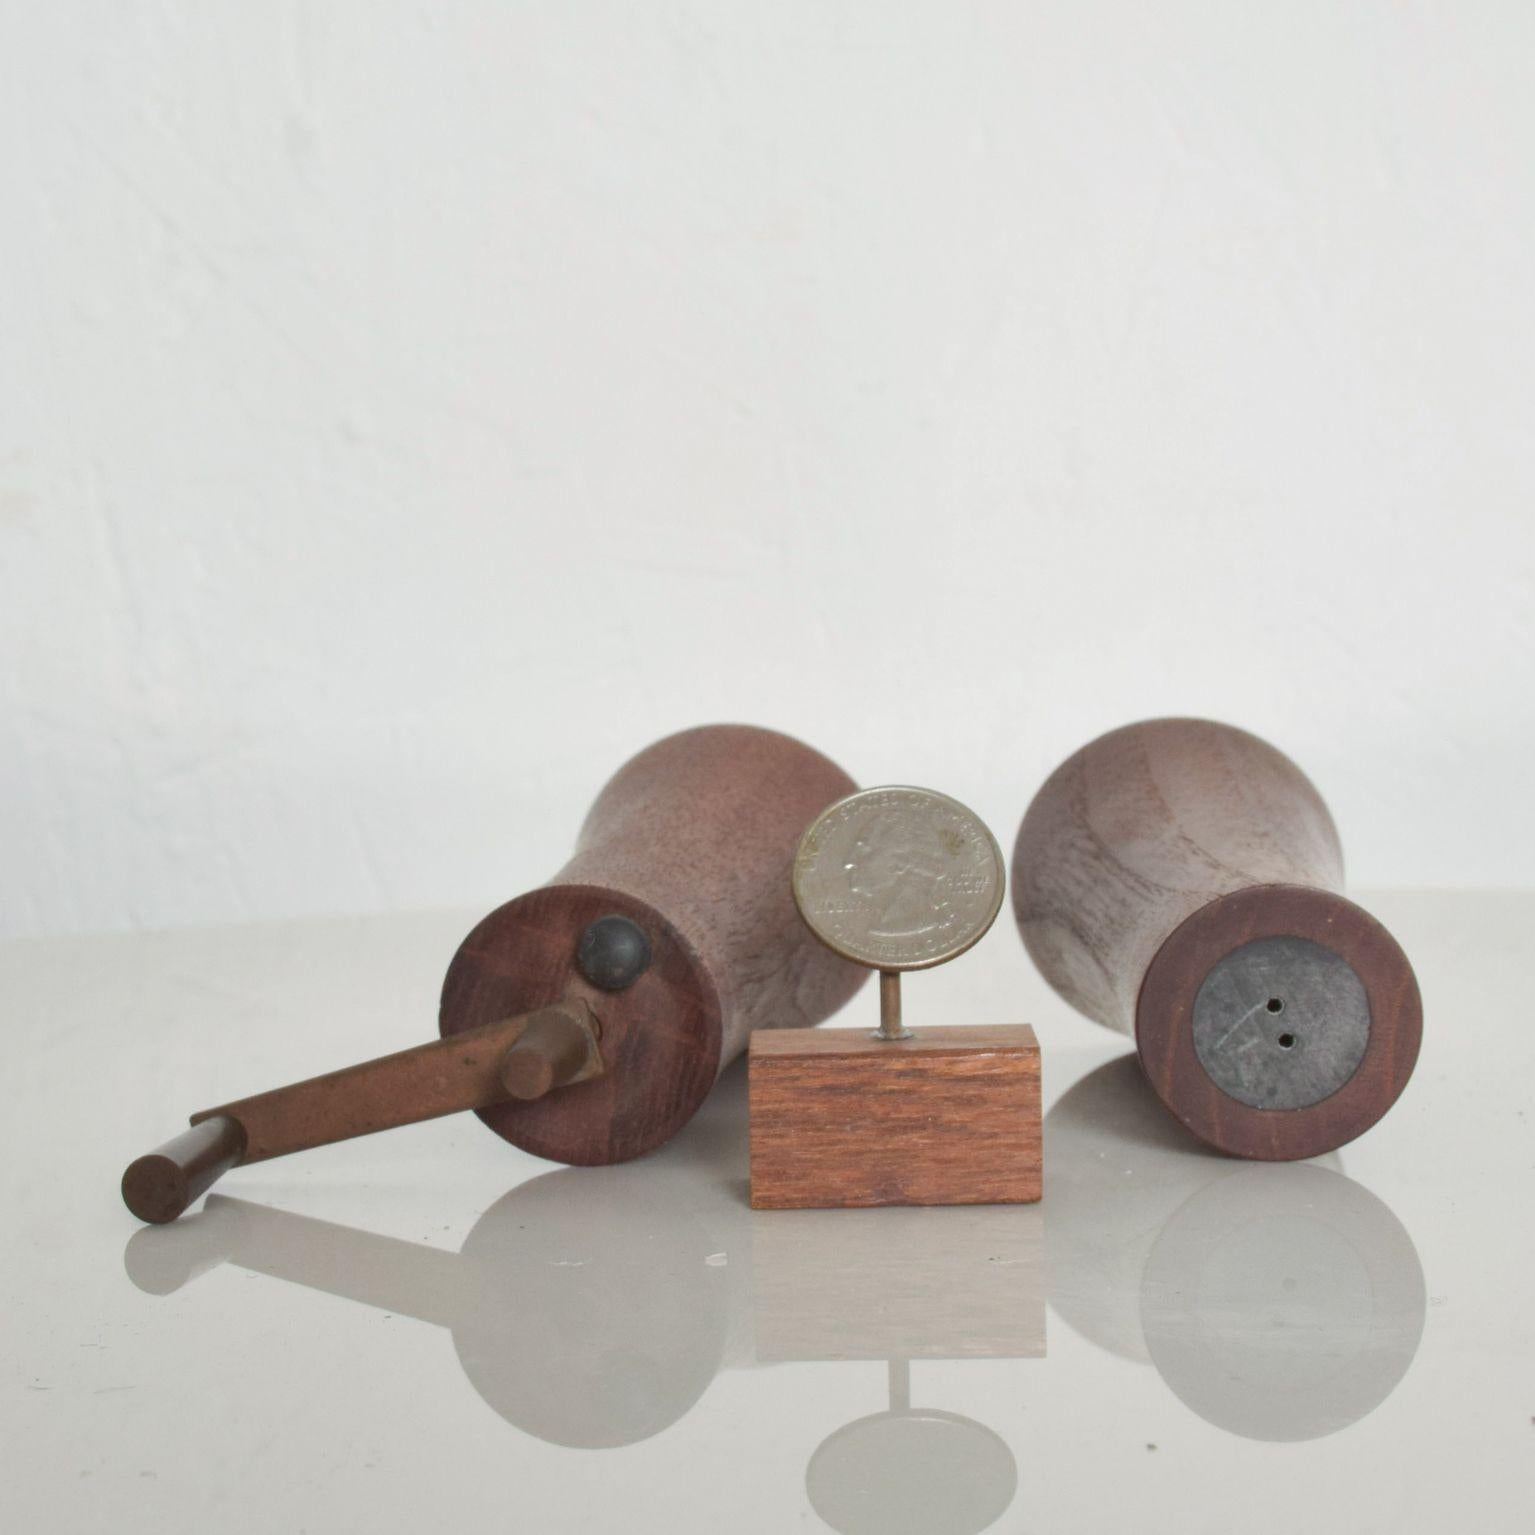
[122,1116,246,1224]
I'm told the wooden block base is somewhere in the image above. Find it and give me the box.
[748,1025,1041,1210]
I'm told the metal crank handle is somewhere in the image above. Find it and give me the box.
[121,999,602,1224]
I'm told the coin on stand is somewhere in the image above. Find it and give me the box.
[792,786,1006,975]
[798,785,1000,963]
[754,785,1039,1212]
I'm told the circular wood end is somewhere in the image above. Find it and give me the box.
[1136,885,1421,1160]
[121,1155,187,1225]
[439,884,722,1165]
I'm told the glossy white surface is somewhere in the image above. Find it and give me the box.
[3,891,1531,1533]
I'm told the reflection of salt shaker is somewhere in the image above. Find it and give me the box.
[749,786,1041,1210]
[1046,1057,1425,1441]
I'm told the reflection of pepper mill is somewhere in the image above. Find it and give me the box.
[125,1139,752,1447]
[123,725,865,1222]
[753,1203,1041,1535]
[1046,1056,1425,1441]
[125,1067,1047,1515]
[1015,718,1422,1158]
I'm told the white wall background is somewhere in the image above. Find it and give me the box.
[2,2,1532,939]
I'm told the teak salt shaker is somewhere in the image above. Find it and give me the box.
[122,724,865,1221]
[1013,718,1421,1159]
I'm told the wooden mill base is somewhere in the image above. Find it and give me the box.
[747,1025,1041,1210]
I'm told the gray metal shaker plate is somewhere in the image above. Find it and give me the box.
[1191,936,1372,1111]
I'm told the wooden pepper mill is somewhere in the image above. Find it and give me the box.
[122,724,865,1222]
[1013,718,1422,1159]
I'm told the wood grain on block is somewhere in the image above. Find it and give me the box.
[748,1025,1041,1210]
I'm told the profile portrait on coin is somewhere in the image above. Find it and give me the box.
[848,821,952,941]
[793,786,1005,971]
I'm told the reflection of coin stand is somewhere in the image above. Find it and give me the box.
[806,1363,1017,1535]
[756,1202,1041,1534]
[749,787,1042,1210]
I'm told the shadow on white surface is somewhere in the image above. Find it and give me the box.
[1047,1054,1426,1441]
[122,1054,1426,1531]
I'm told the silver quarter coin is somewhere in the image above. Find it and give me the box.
[793,786,1006,970]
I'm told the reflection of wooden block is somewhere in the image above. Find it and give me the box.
[748,1025,1041,1210]
[753,1203,1045,1359]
